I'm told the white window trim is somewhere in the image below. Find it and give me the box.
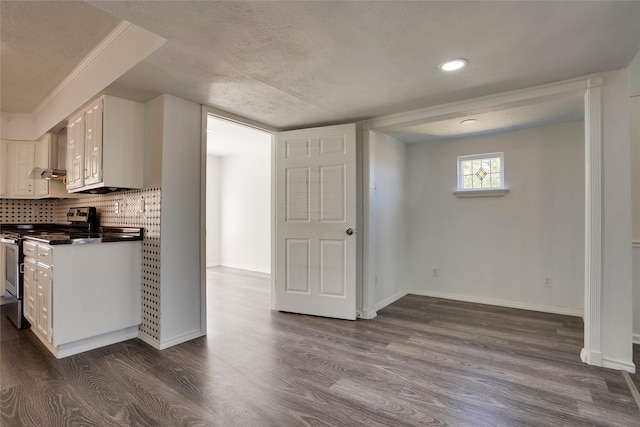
[455,152,507,197]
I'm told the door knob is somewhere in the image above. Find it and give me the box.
[346,228,355,236]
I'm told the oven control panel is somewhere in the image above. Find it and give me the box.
[66,207,96,223]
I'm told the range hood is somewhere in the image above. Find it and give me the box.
[29,167,67,181]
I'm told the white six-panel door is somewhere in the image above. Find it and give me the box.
[275,123,357,320]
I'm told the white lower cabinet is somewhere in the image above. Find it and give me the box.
[23,240,142,358]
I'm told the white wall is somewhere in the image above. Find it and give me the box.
[219,147,271,273]
[629,50,640,343]
[600,69,634,368]
[155,94,203,345]
[370,132,407,310]
[405,121,585,315]
[206,155,221,267]
[206,124,271,273]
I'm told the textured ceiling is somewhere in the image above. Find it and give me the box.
[2,1,640,137]
[0,1,121,113]
[89,0,640,131]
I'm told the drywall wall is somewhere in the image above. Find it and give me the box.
[406,120,585,315]
[156,94,203,345]
[218,147,271,273]
[630,87,640,343]
[630,48,640,344]
[370,132,407,310]
[600,69,633,369]
[206,155,221,267]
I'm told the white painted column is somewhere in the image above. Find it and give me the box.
[581,79,603,367]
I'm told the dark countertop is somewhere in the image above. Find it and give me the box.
[21,227,144,245]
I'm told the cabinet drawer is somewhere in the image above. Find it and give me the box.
[36,244,52,264]
[23,241,38,258]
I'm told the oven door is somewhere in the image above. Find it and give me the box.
[1,237,20,299]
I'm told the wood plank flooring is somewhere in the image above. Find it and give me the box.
[1,266,639,426]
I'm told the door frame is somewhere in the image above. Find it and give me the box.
[199,106,278,334]
[361,75,604,368]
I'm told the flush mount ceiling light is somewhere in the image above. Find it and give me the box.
[439,58,468,72]
[460,118,479,125]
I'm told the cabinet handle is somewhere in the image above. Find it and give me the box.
[38,253,47,257]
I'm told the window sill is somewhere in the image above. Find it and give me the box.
[454,189,509,198]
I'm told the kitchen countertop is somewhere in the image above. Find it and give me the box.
[22,227,144,245]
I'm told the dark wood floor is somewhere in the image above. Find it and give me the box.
[1,267,639,426]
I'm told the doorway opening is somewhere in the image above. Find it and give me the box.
[205,114,273,318]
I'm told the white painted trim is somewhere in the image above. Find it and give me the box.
[602,357,636,374]
[216,264,270,275]
[409,289,584,317]
[200,106,208,337]
[454,189,509,198]
[358,309,377,320]
[32,326,139,359]
[361,130,375,319]
[138,331,162,350]
[633,334,640,345]
[157,330,204,350]
[582,81,603,368]
[374,289,409,312]
[32,22,135,118]
[364,76,598,132]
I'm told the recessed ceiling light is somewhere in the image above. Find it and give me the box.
[460,119,479,125]
[439,58,468,72]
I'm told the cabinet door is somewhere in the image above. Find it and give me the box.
[23,259,37,325]
[36,263,52,342]
[84,100,103,186]
[0,140,8,197]
[35,134,50,197]
[66,114,84,190]
[12,142,36,197]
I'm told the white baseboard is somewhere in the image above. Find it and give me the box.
[633,334,640,345]
[409,289,583,317]
[602,357,636,373]
[138,331,162,350]
[374,289,409,312]
[33,326,140,359]
[218,263,270,274]
[158,329,204,350]
[358,309,377,320]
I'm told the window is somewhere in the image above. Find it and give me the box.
[456,152,506,196]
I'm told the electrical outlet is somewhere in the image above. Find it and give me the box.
[544,277,552,288]
[374,274,379,286]
[432,267,439,278]
[114,201,120,214]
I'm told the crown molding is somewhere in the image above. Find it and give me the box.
[32,21,137,119]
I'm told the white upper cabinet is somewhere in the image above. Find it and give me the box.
[0,140,8,197]
[0,134,73,199]
[11,141,36,197]
[65,94,144,193]
[66,113,84,190]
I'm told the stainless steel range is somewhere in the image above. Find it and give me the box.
[1,207,98,329]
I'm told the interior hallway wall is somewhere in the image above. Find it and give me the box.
[405,121,585,315]
[206,124,271,274]
[370,132,407,310]
[206,155,221,267]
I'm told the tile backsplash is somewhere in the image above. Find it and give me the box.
[0,199,56,225]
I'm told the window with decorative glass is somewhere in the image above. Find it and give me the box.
[457,152,504,191]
